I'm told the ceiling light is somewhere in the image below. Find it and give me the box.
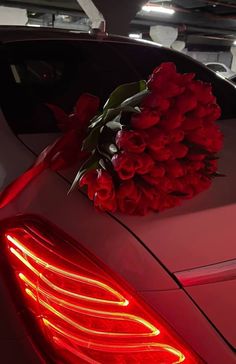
[129,33,142,39]
[27,23,41,27]
[142,5,175,15]
[233,40,236,45]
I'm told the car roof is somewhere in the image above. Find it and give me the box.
[0,25,142,44]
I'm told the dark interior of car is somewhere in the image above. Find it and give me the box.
[0,38,236,134]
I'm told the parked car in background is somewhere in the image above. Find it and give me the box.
[205,62,235,78]
[0,26,236,364]
[228,73,236,84]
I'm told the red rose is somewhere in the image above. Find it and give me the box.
[188,80,215,104]
[96,170,115,200]
[135,153,155,175]
[158,176,176,193]
[149,164,165,178]
[206,159,218,174]
[141,174,161,186]
[187,126,223,152]
[79,170,97,200]
[184,161,204,173]
[141,94,170,112]
[203,104,221,123]
[182,117,202,131]
[157,82,185,98]
[148,63,177,89]
[94,193,117,212]
[169,129,185,143]
[112,152,154,179]
[150,147,172,161]
[112,152,137,180]
[146,128,170,152]
[187,152,206,161]
[182,173,211,195]
[131,109,160,129]
[169,143,188,158]
[117,180,141,214]
[166,160,185,177]
[115,130,146,153]
[175,91,197,113]
[160,110,185,130]
[173,178,195,199]
[177,72,195,86]
[148,63,185,97]
[150,191,181,212]
[80,169,115,203]
[189,104,212,119]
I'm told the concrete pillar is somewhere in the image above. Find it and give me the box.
[0,6,27,25]
[171,40,186,52]
[92,0,146,35]
[230,46,236,72]
[150,25,178,47]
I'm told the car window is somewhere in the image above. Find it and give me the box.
[207,63,227,72]
[0,39,236,134]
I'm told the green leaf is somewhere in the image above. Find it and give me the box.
[68,153,99,194]
[103,80,147,111]
[82,124,103,152]
[121,89,149,108]
[103,105,139,123]
[89,113,103,129]
[83,106,139,152]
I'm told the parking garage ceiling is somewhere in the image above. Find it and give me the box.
[1,0,236,47]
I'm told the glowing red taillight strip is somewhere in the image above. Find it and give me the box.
[19,273,159,336]
[44,319,185,364]
[7,234,128,306]
[52,337,101,364]
[23,288,159,338]
[2,220,201,364]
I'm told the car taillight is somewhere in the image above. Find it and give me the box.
[1,217,201,364]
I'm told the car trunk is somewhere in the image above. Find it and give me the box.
[18,117,236,350]
[2,32,236,352]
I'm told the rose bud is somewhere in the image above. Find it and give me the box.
[182,117,202,131]
[150,147,172,161]
[146,128,170,152]
[79,170,98,200]
[112,152,136,180]
[135,153,155,175]
[169,129,185,143]
[96,170,115,201]
[141,94,170,112]
[149,164,165,178]
[175,91,197,113]
[160,110,185,130]
[166,160,185,177]
[117,180,141,214]
[188,80,215,104]
[131,109,160,129]
[169,143,188,158]
[115,130,146,153]
[94,192,117,213]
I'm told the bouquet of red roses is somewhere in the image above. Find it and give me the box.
[70,62,223,216]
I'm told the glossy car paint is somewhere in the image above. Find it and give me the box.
[0,29,235,364]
